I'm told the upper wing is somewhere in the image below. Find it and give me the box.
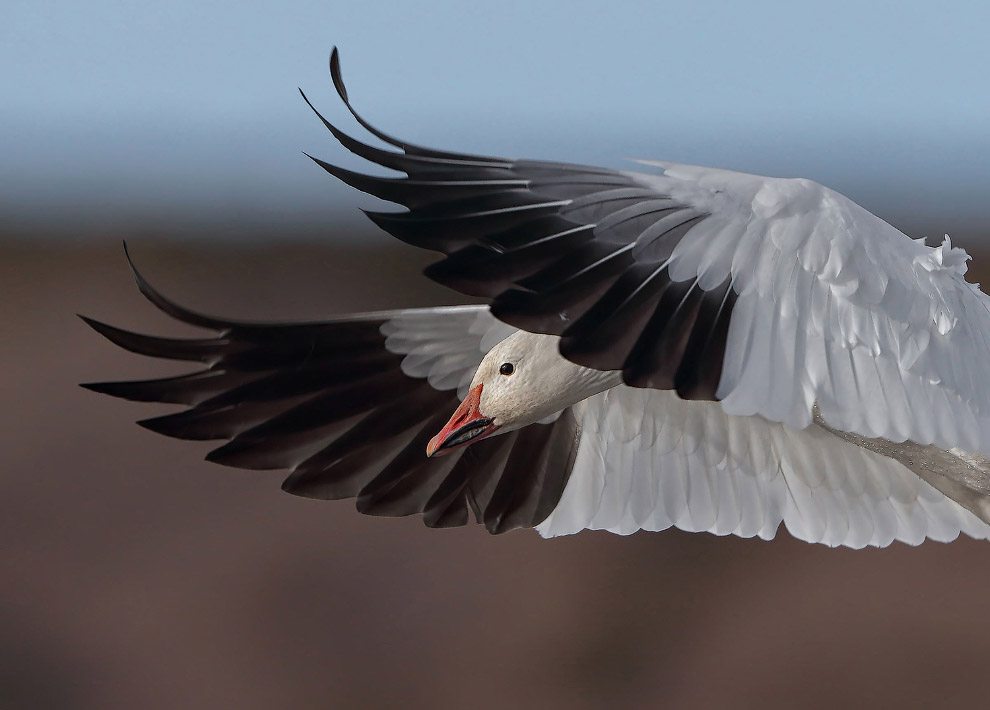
[302,50,735,402]
[81,254,576,534]
[536,388,990,548]
[309,48,990,453]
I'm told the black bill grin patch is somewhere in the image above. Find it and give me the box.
[439,417,495,451]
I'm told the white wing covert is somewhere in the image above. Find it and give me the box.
[630,162,990,454]
[382,305,516,397]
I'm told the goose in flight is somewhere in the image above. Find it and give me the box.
[83,49,990,548]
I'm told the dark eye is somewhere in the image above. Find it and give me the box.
[499,362,515,376]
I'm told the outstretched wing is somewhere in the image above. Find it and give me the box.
[309,48,990,454]
[302,50,735,402]
[81,251,579,534]
[537,388,990,548]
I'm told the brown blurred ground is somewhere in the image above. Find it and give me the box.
[4,235,990,710]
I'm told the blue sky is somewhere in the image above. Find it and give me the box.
[4,0,990,241]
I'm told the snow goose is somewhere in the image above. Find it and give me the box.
[83,49,990,547]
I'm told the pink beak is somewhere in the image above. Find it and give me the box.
[426,384,498,457]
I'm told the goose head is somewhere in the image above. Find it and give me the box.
[426,330,620,456]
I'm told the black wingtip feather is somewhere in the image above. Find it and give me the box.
[204,439,287,470]
[305,154,410,205]
[423,504,471,528]
[80,378,173,402]
[322,47,508,163]
[281,470,324,499]
[299,87,340,136]
[363,210,449,252]
[326,45,417,154]
[80,381,115,395]
[121,244,229,331]
[671,281,736,401]
[423,251,516,297]
[80,315,226,362]
[280,466,357,501]
[136,413,197,439]
[136,409,234,441]
[79,370,238,405]
[329,46,346,103]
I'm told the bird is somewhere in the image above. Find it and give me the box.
[82,48,990,549]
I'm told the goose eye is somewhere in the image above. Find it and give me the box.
[499,362,514,376]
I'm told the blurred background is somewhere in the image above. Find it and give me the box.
[4,1,990,708]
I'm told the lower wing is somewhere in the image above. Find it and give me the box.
[539,388,990,548]
[82,252,579,534]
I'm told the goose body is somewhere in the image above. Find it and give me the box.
[83,49,990,547]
